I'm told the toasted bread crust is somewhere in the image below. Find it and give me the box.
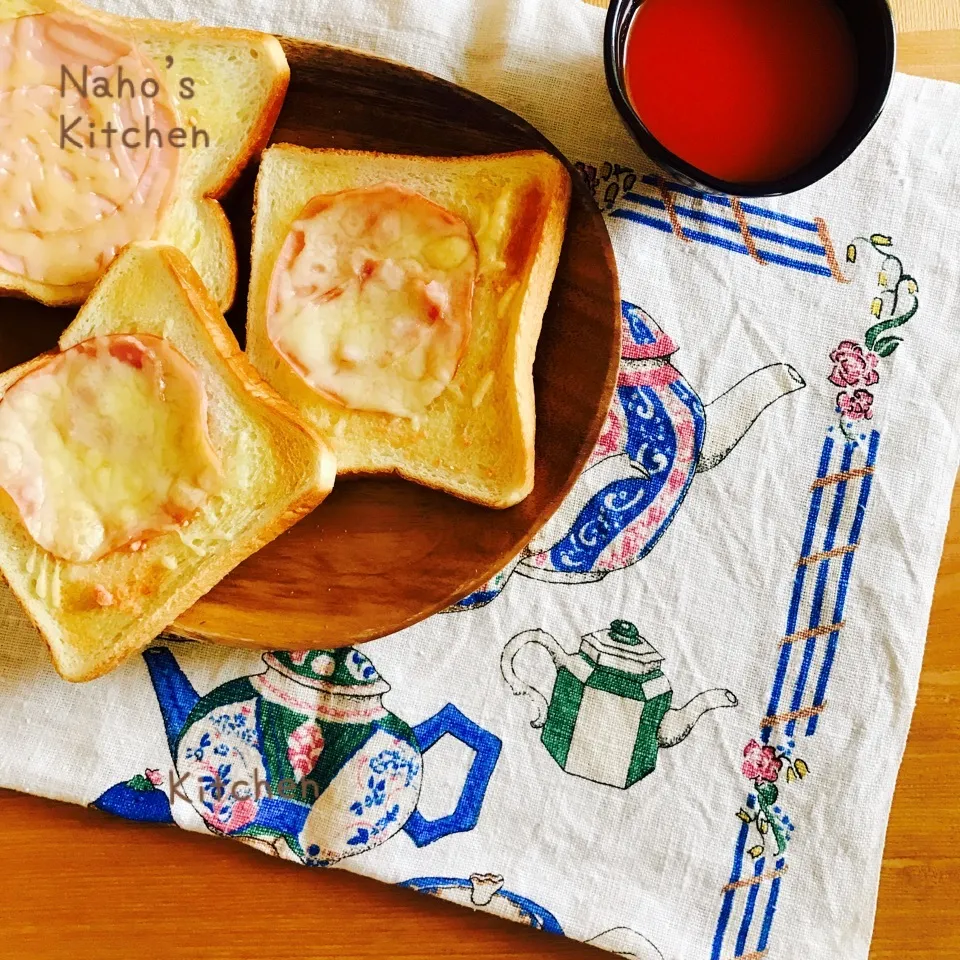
[261,143,564,170]
[512,160,572,506]
[197,200,239,321]
[155,244,336,478]
[0,0,290,309]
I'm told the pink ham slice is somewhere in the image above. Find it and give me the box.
[0,12,180,288]
[0,335,222,563]
[266,183,478,418]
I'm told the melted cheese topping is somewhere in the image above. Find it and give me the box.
[0,335,222,563]
[267,183,478,418]
[0,13,180,288]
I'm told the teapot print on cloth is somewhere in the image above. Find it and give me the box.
[400,873,666,958]
[454,303,805,609]
[400,873,565,934]
[142,645,501,865]
[502,620,736,788]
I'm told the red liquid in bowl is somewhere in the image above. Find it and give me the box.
[624,0,859,183]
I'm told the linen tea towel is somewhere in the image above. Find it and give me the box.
[2,1,960,959]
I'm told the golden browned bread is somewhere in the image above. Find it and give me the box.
[0,0,289,309]
[0,242,336,681]
[246,146,571,508]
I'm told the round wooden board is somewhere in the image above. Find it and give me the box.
[0,39,621,650]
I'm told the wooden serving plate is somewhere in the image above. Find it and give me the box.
[1,39,621,650]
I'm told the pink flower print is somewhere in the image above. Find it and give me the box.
[828,341,879,389]
[195,759,259,835]
[145,768,163,787]
[742,740,782,783]
[290,651,309,665]
[287,721,325,781]
[203,796,257,835]
[837,388,875,421]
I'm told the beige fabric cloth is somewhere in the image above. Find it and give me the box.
[3,2,960,959]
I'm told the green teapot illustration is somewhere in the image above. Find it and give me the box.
[501,619,737,789]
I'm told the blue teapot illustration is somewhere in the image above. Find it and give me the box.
[456,303,804,608]
[401,873,564,933]
[144,645,501,865]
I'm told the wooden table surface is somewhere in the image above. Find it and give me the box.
[2,3,960,958]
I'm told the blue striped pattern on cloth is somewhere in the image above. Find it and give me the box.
[711,426,881,960]
[610,176,841,280]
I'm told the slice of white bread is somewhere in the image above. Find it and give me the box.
[0,0,289,308]
[0,242,336,681]
[247,146,571,508]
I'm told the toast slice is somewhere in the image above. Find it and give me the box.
[246,146,571,508]
[0,242,336,681]
[0,0,289,309]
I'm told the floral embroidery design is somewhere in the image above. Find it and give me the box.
[181,704,260,834]
[346,743,421,848]
[741,739,782,782]
[831,234,919,435]
[737,739,809,858]
[287,720,325,782]
[197,761,258,834]
[828,340,879,389]
[837,388,875,421]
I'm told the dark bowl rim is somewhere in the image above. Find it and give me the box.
[602,0,897,198]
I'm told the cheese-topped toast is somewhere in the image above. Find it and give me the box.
[0,0,288,308]
[246,146,571,508]
[0,243,335,681]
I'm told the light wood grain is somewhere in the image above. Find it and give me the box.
[0,5,957,960]
[898,29,960,80]
[892,0,960,32]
